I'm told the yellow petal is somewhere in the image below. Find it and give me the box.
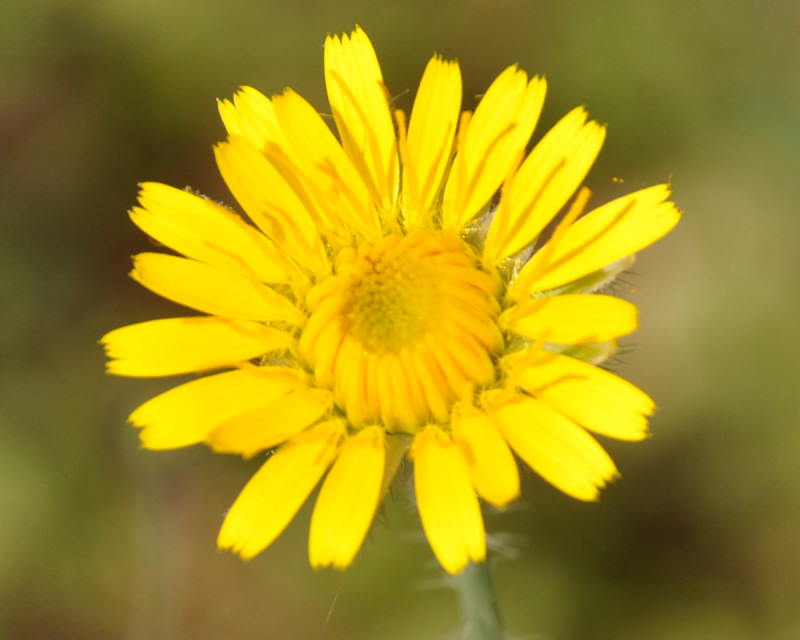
[131,182,301,284]
[404,56,462,224]
[272,89,381,241]
[207,387,333,458]
[214,136,328,273]
[102,316,289,377]
[130,367,305,449]
[404,347,451,424]
[309,426,385,569]
[515,184,681,293]
[501,294,639,344]
[131,253,300,323]
[451,405,519,507]
[217,420,345,560]
[218,86,295,158]
[411,425,485,574]
[443,68,546,231]
[506,351,654,440]
[491,394,618,501]
[325,27,397,211]
[219,91,340,238]
[484,108,606,262]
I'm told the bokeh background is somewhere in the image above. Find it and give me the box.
[3,1,799,638]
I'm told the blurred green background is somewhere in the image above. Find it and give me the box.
[3,0,799,638]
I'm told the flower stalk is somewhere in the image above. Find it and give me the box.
[453,561,504,640]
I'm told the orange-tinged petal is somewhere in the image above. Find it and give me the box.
[514,184,681,293]
[491,394,618,501]
[404,56,462,224]
[484,108,606,262]
[309,426,385,569]
[505,351,653,440]
[214,136,328,273]
[452,405,519,507]
[501,294,638,344]
[272,89,380,241]
[217,420,345,559]
[130,253,300,323]
[325,27,397,212]
[130,367,306,449]
[411,425,485,574]
[443,68,546,231]
[102,316,289,377]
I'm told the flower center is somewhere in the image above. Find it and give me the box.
[341,234,440,353]
[299,231,503,431]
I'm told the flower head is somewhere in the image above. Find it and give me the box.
[103,27,680,574]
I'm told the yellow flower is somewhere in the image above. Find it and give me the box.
[102,27,680,574]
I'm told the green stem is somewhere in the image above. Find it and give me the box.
[452,560,504,640]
